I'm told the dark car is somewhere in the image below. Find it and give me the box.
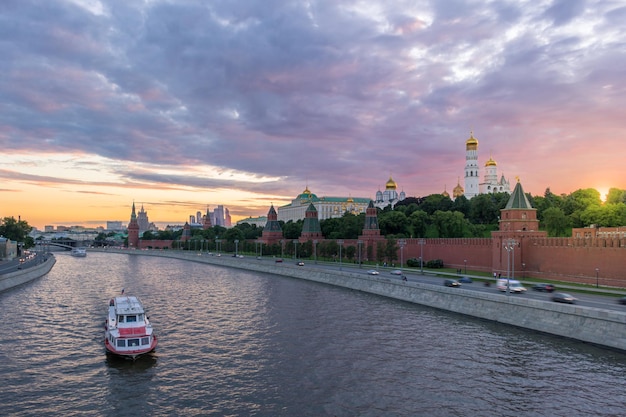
[444,279,461,287]
[551,292,577,304]
[459,276,472,283]
[617,296,626,305]
[532,283,555,293]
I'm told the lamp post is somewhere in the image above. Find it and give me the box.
[234,239,239,257]
[215,238,220,256]
[398,239,406,271]
[280,240,284,259]
[522,263,526,279]
[596,268,599,288]
[313,240,318,264]
[293,240,298,260]
[503,239,517,295]
[418,239,425,274]
[464,259,467,275]
[338,240,344,271]
[357,240,363,268]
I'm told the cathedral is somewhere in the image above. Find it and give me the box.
[460,131,511,199]
[374,176,406,209]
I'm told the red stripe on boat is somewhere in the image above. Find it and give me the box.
[118,326,147,336]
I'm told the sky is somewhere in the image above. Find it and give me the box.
[1,0,626,230]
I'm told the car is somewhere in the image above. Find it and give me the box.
[551,292,577,304]
[296,261,304,266]
[275,258,283,263]
[390,270,403,275]
[532,283,555,292]
[458,276,472,283]
[617,296,626,305]
[444,279,461,287]
[367,270,380,275]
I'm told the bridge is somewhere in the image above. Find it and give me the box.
[35,240,91,251]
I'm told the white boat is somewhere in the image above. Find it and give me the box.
[104,295,157,359]
[70,248,87,257]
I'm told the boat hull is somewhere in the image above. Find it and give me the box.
[104,336,157,360]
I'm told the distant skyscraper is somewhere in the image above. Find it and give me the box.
[225,208,231,227]
[136,204,150,235]
[213,205,225,227]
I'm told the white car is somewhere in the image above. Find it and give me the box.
[390,270,403,275]
[367,270,380,275]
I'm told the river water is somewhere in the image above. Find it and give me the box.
[1,251,625,416]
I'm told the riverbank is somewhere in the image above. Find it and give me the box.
[96,248,626,352]
[0,254,56,293]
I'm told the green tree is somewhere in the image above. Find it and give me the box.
[378,211,409,237]
[431,210,469,238]
[467,194,500,224]
[542,207,571,237]
[606,188,626,205]
[408,210,429,238]
[0,216,34,249]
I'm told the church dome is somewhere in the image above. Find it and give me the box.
[485,156,497,167]
[442,189,450,198]
[385,176,397,190]
[466,131,478,150]
[298,186,318,202]
[453,182,464,198]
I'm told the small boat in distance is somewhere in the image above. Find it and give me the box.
[104,294,157,359]
[70,247,87,257]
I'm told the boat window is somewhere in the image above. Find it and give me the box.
[118,315,124,323]
[141,337,149,345]
[116,339,126,348]
[128,339,140,347]
[126,315,137,323]
[138,314,144,321]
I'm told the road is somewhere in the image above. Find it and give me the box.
[241,255,626,313]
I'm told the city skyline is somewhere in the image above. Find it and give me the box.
[2,1,625,230]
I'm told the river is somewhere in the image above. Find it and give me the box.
[1,251,625,416]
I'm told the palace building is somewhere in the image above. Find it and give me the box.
[277,186,370,223]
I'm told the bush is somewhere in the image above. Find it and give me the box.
[407,257,423,267]
[426,259,444,268]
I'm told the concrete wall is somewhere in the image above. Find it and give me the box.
[0,255,57,293]
[111,249,626,352]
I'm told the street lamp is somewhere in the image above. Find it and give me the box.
[293,240,298,260]
[338,240,344,270]
[280,240,284,259]
[503,239,517,295]
[398,239,406,271]
[418,239,425,274]
[313,240,318,264]
[357,240,363,268]
[464,259,467,275]
[522,263,526,279]
[596,268,599,288]
[234,239,239,257]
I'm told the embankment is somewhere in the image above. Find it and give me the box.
[0,255,57,293]
[100,249,626,352]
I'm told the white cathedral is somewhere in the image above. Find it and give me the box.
[459,131,511,199]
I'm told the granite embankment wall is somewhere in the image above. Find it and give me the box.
[103,249,626,352]
[0,255,56,293]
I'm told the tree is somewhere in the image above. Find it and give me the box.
[408,210,429,238]
[0,216,34,249]
[606,188,626,205]
[542,207,570,237]
[378,211,409,237]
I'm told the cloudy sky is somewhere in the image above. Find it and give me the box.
[2,0,625,229]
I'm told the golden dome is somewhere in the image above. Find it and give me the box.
[385,176,397,190]
[466,131,478,150]
[485,156,497,167]
[442,189,450,198]
[453,179,464,198]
